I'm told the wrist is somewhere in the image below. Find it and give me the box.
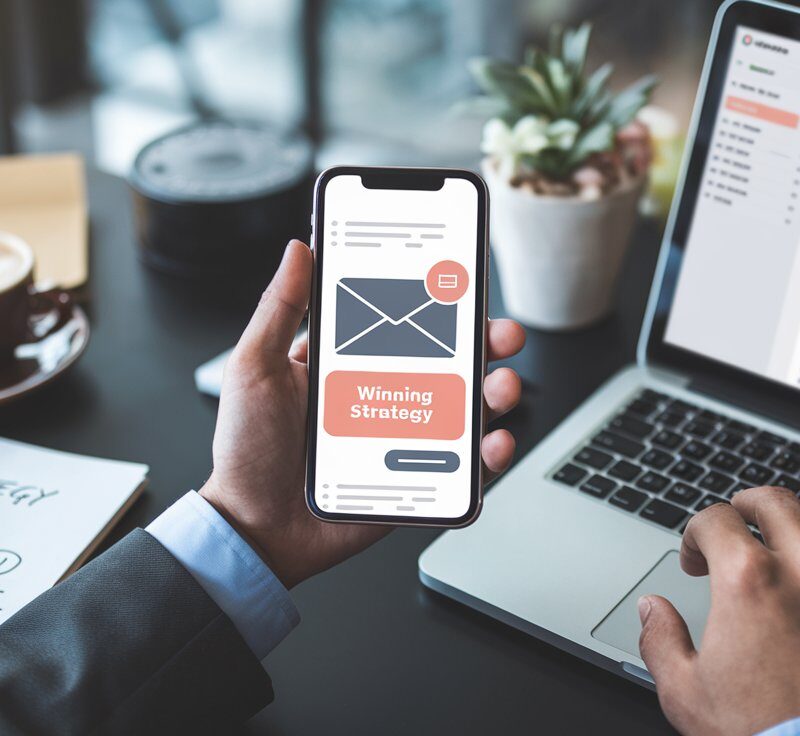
[198,478,303,589]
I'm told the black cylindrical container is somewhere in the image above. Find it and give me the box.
[129,121,314,290]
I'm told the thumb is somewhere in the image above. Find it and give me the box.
[638,595,696,688]
[236,240,313,365]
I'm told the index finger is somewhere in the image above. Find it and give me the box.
[681,502,758,578]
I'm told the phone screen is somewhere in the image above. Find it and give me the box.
[307,168,487,525]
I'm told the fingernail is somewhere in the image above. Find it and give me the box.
[638,596,652,625]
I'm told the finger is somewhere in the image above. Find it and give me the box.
[237,240,312,364]
[487,319,526,362]
[481,428,515,483]
[289,334,308,363]
[732,485,800,551]
[681,503,757,577]
[638,595,696,705]
[484,367,522,422]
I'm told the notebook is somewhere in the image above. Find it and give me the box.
[0,437,148,624]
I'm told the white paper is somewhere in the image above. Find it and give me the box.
[194,348,233,398]
[194,329,307,399]
[0,437,148,624]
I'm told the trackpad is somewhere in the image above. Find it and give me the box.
[592,550,710,658]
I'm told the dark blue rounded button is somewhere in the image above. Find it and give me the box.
[385,450,460,473]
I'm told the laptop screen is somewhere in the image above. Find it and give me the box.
[664,24,800,391]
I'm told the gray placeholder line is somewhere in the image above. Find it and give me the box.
[336,504,374,511]
[405,242,423,248]
[345,232,410,238]
[337,495,403,501]
[337,483,436,492]
[420,233,444,239]
[411,497,436,502]
[397,506,415,511]
[344,242,381,247]
[345,221,445,228]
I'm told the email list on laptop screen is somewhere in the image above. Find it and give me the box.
[665,25,800,391]
[313,175,479,519]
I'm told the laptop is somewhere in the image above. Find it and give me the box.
[418,0,800,688]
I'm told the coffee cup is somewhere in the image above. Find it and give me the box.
[0,231,72,363]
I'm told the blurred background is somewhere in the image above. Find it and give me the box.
[0,0,731,175]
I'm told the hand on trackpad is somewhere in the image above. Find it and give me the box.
[592,550,710,658]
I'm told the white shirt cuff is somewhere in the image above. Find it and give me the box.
[758,719,800,736]
[146,491,300,660]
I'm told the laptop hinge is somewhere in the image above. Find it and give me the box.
[688,374,800,432]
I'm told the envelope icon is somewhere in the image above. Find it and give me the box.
[335,277,456,357]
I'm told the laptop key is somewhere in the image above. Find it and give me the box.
[655,410,685,428]
[627,399,656,418]
[640,499,687,529]
[683,420,715,439]
[699,471,735,494]
[553,463,587,486]
[607,460,642,482]
[773,474,800,493]
[639,389,669,405]
[708,450,744,473]
[699,409,726,425]
[711,430,745,450]
[580,474,617,499]
[740,463,774,486]
[668,399,696,415]
[670,459,704,483]
[682,440,712,462]
[695,493,728,512]
[651,429,683,450]
[641,448,673,471]
[608,414,654,439]
[637,471,671,493]
[756,430,787,446]
[664,482,702,507]
[574,447,613,470]
[609,485,648,512]
[727,419,757,435]
[592,431,645,459]
[741,441,775,462]
[771,451,800,475]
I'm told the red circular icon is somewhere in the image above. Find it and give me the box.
[425,260,469,303]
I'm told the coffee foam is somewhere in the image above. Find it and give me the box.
[0,236,33,292]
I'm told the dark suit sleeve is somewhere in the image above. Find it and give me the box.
[0,528,274,736]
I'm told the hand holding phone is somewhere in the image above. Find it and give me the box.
[306,167,501,527]
[200,236,523,586]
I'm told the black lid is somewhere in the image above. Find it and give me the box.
[129,120,313,204]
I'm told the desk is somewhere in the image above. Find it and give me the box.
[0,168,675,734]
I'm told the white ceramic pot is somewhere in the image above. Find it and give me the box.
[483,160,644,331]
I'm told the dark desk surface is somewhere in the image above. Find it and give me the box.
[0,169,676,735]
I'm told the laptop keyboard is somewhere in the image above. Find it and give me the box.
[551,389,800,534]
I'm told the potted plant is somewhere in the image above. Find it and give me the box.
[468,24,657,329]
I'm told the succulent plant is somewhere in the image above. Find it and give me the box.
[468,23,657,185]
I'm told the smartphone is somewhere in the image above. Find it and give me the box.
[305,166,489,527]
